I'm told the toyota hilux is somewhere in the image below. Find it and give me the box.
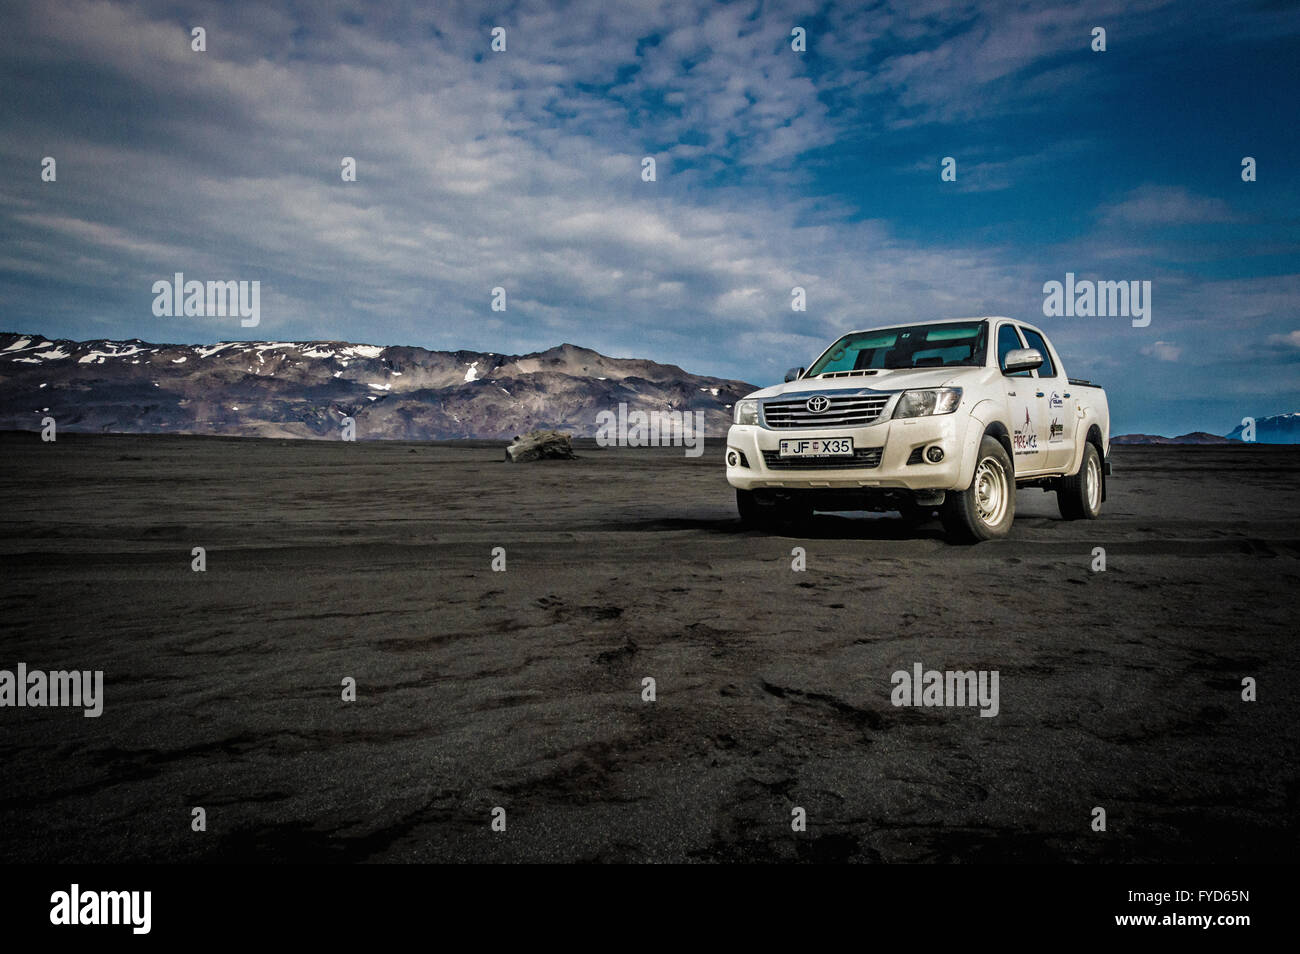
[724,317,1110,541]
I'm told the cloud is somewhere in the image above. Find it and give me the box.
[1140,340,1182,362]
[1099,186,1244,227]
[0,0,1047,375]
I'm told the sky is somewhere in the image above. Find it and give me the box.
[1,0,1297,436]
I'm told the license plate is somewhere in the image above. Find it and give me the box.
[778,437,854,458]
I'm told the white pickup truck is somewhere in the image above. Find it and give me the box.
[725,317,1110,541]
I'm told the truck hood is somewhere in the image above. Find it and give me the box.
[743,365,987,400]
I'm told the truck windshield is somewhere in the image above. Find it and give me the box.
[806,322,988,375]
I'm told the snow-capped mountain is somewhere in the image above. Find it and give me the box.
[1224,412,1300,444]
[0,332,753,440]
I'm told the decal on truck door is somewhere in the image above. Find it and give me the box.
[1013,407,1039,455]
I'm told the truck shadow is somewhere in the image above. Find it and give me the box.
[607,511,949,541]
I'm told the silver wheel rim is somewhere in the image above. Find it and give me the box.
[1086,454,1101,512]
[973,456,1008,526]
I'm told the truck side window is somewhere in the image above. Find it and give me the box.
[997,324,1030,377]
[1020,328,1056,378]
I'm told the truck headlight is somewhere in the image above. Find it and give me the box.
[892,388,962,419]
[734,399,759,425]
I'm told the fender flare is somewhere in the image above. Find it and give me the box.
[958,401,1012,487]
[1067,413,1106,471]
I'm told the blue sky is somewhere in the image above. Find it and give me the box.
[1,0,1297,435]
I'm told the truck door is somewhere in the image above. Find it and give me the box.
[1020,327,1075,472]
[996,322,1048,473]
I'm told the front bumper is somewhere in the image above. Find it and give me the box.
[725,413,972,492]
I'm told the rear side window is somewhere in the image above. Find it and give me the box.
[1019,328,1057,378]
[997,324,1029,377]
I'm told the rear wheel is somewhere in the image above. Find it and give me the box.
[1058,442,1103,520]
[941,436,1016,543]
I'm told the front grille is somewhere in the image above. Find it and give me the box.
[763,394,890,429]
[761,447,883,470]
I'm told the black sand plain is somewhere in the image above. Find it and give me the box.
[0,433,1296,862]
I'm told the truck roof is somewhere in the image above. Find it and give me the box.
[838,316,1046,336]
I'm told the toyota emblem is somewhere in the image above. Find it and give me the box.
[806,395,830,413]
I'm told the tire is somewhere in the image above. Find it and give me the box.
[1057,442,1103,520]
[737,489,811,531]
[941,436,1016,543]
[737,489,770,529]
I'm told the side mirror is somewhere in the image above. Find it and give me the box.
[784,366,805,382]
[1003,348,1043,374]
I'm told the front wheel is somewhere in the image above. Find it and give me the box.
[941,436,1016,543]
[1057,442,1103,520]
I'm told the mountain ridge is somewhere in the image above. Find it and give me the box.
[0,332,753,441]
[1114,413,1300,445]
